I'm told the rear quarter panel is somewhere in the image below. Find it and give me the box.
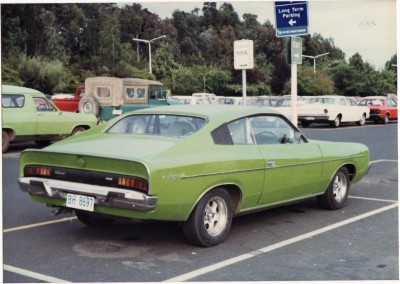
[146,135,266,221]
[314,140,370,186]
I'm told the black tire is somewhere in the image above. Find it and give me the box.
[35,140,52,147]
[75,210,114,227]
[317,167,350,210]
[72,126,86,136]
[182,188,233,247]
[78,96,100,116]
[330,116,341,128]
[300,121,310,128]
[357,114,366,126]
[2,130,10,153]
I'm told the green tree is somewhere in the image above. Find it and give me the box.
[152,43,180,81]
[18,55,72,94]
[204,68,232,95]
[303,33,345,62]
[98,11,122,65]
[298,66,334,96]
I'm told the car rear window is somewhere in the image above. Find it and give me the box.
[2,94,25,108]
[107,114,207,138]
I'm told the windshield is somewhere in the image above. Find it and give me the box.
[107,114,207,138]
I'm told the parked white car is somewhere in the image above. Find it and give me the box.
[298,96,370,128]
[214,96,257,106]
[168,96,213,105]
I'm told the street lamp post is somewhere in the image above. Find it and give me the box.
[302,52,329,74]
[132,35,166,74]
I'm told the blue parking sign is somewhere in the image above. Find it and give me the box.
[274,1,309,37]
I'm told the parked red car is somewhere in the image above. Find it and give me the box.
[358,96,397,124]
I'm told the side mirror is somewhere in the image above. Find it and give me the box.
[294,131,302,142]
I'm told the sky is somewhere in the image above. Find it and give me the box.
[139,0,398,70]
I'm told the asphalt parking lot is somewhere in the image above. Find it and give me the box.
[2,122,398,282]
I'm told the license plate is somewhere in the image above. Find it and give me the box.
[112,109,123,115]
[66,193,95,212]
[305,117,315,120]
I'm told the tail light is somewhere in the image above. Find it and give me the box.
[118,177,148,191]
[24,166,52,177]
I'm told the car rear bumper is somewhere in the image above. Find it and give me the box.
[298,115,330,123]
[18,177,157,212]
[367,114,384,120]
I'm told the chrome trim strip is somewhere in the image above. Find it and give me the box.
[181,155,368,179]
[181,167,265,179]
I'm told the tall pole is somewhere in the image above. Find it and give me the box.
[132,35,166,74]
[148,42,152,74]
[291,62,298,125]
[242,70,247,98]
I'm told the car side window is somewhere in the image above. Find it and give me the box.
[339,98,347,106]
[249,115,298,145]
[95,86,111,98]
[347,99,356,106]
[387,99,396,107]
[33,97,56,112]
[212,115,305,146]
[125,87,135,99]
[2,95,25,108]
[227,118,255,145]
[137,88,146,99]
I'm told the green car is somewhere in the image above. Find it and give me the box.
[18,105,370,246]
[2,85,98,153]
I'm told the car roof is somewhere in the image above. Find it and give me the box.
[132,104,281,122]
[2,85,43,95]
[361,96,387,100]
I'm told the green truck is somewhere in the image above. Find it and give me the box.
[2,85,98,153]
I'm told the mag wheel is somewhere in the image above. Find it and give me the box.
[317,167,350,210]
[382,114,389,124]
[357,114,366,126]
[330,116,341,128]
[183,188,233,247]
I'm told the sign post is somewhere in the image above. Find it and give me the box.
[234,40,254,98]
[288,37,302,125]
[274,1,308,125]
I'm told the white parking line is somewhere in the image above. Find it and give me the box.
[4,264,71,283]
[2,152,20,158]
[369,159,397,164]
[164,202,398,282]
[3,217,77,233]
[349,195,398,203]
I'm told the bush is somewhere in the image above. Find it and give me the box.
[18,55,71,95]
